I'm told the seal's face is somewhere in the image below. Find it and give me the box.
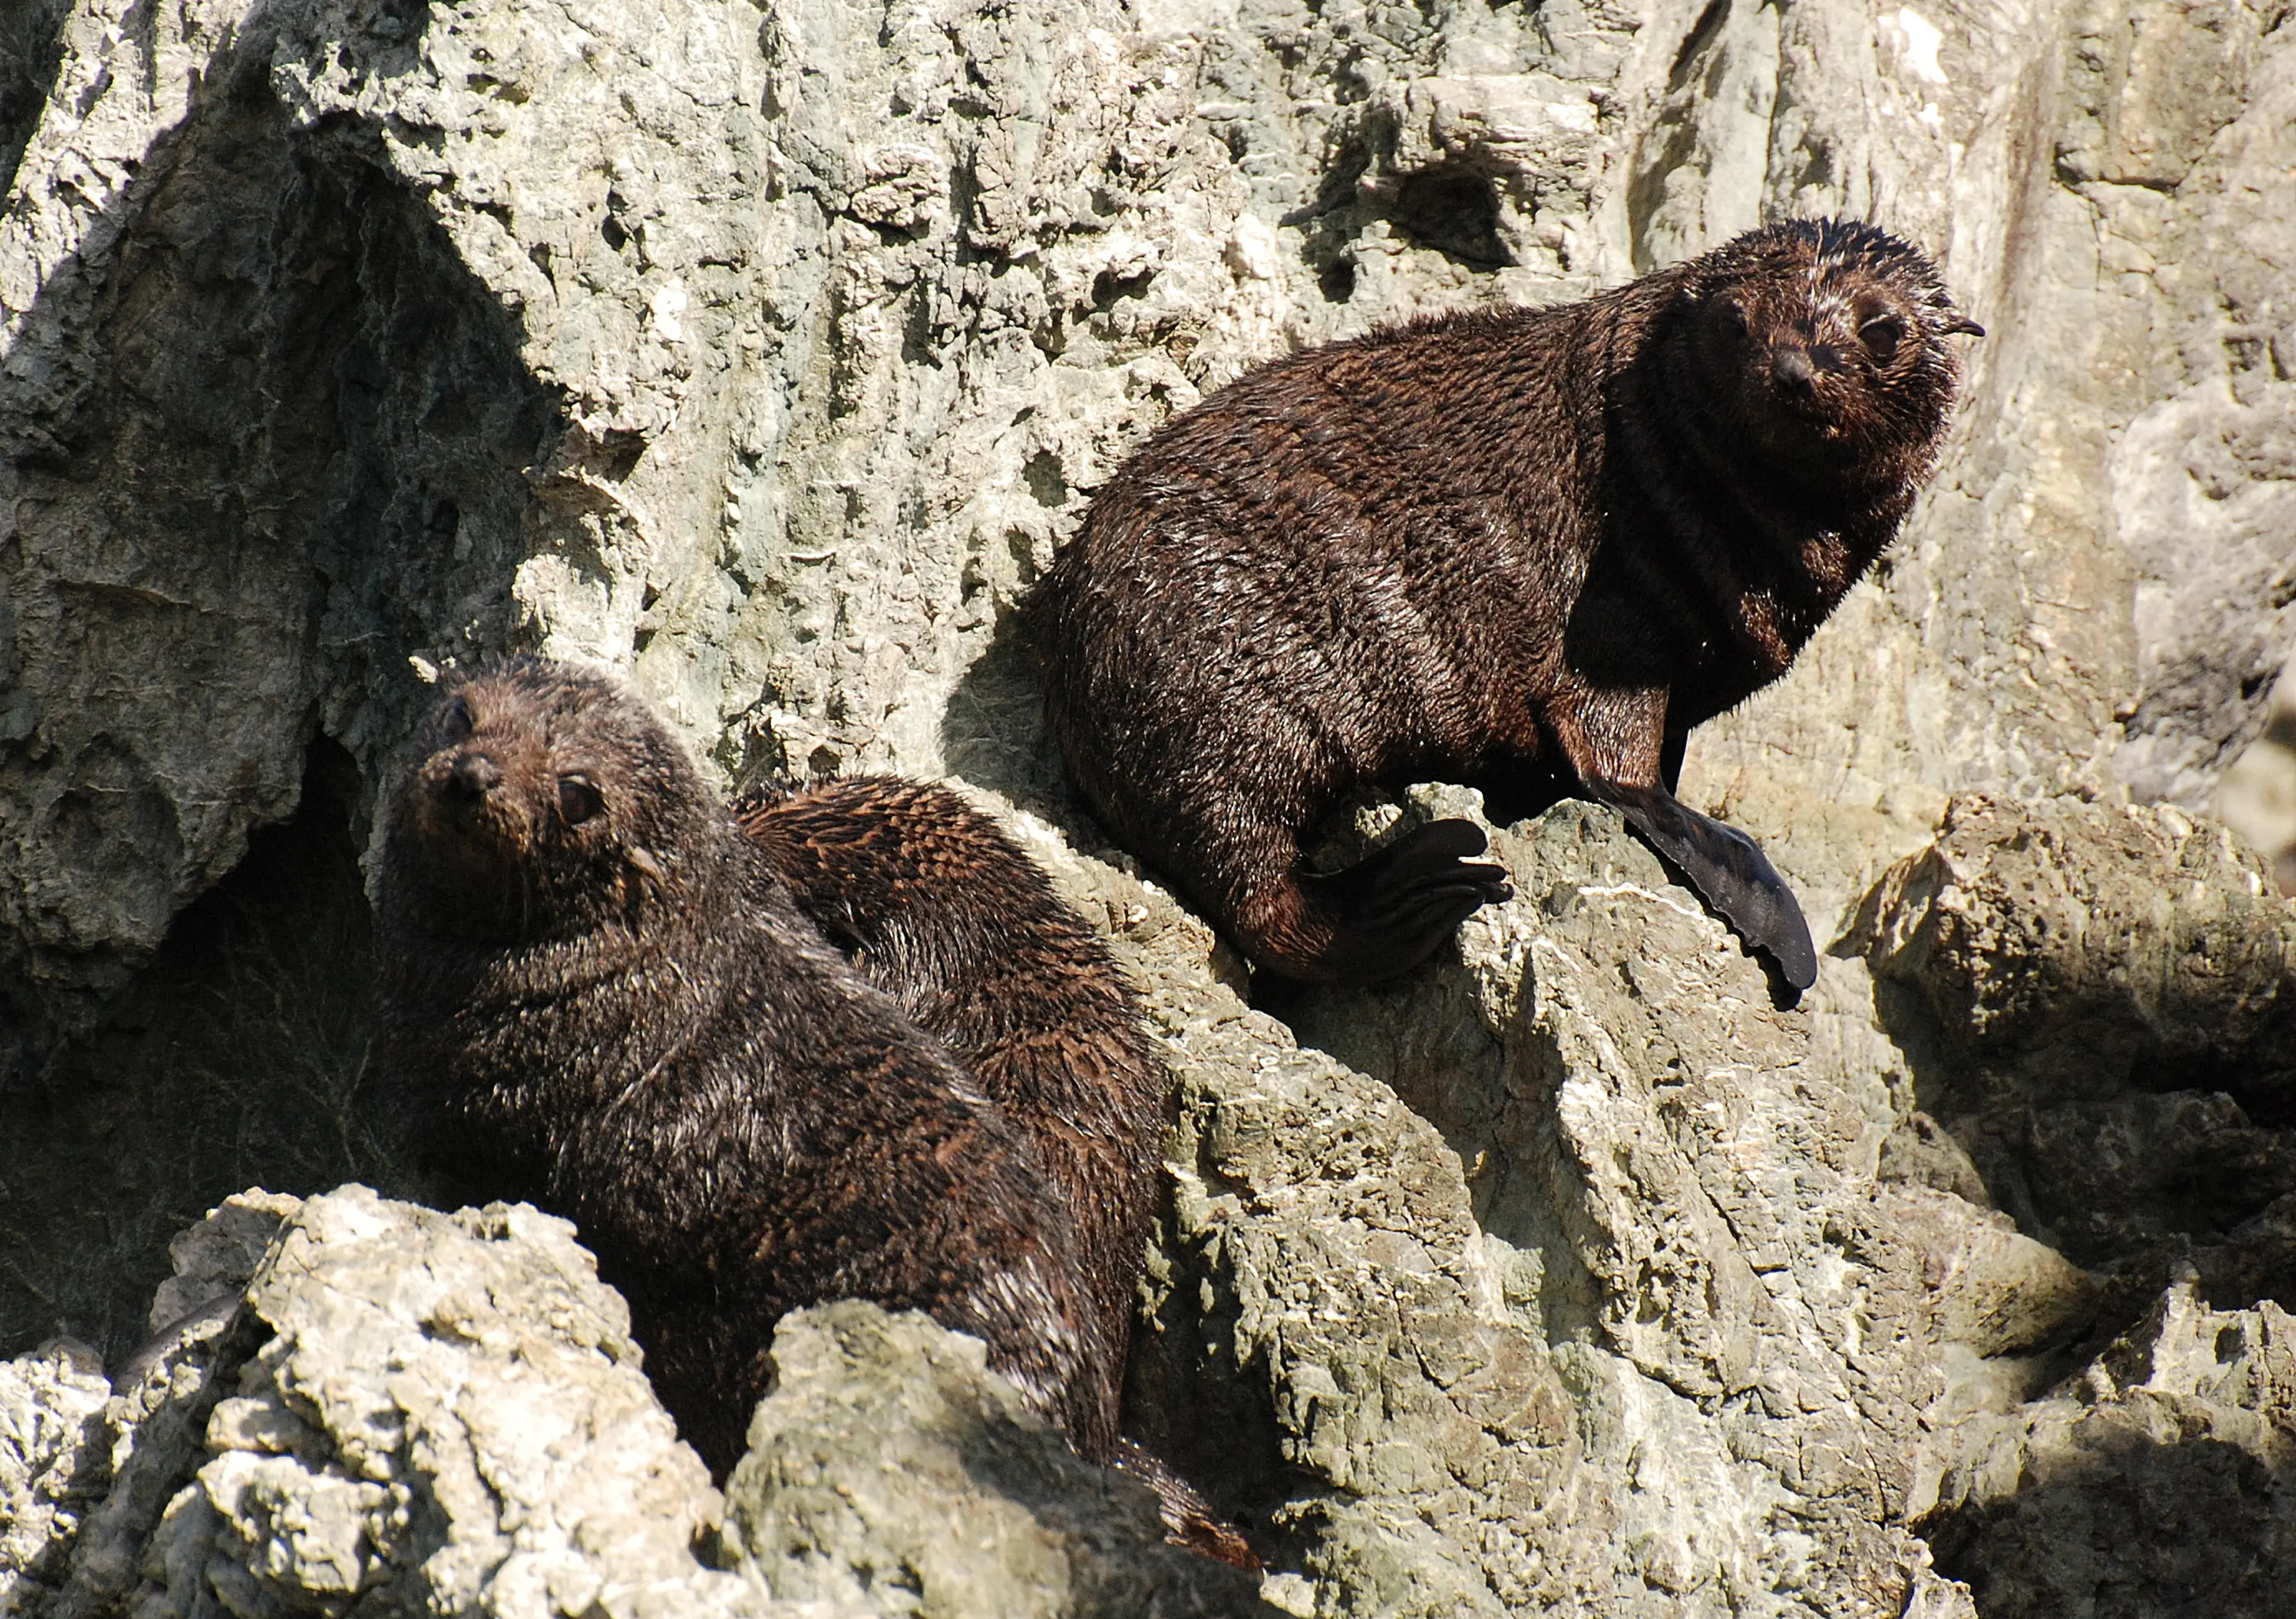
[386,661,701,944]
[1686,219,1981,484]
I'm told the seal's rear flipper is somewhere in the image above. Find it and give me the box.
[1113,1437,1261,1569]
[1582,782,1818,995]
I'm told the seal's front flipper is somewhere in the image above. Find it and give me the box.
[1581,781,1818,995]
[1299,818,1513,984]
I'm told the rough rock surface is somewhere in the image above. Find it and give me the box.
[47,1187,775,1619]
[9,800,2296,1612]
[5,0,2296,1614]
[1258,798,2011,1615]
[6,1190,1275,1619]
[722,1301,1272,1617]
[1857,794,2296,1338]
[1921,1280,2296,1618]
[0,1339,109,1614]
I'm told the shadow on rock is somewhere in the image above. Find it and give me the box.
[939,599,1089,836]
[1852,794,2296,1325]
[1920,1282,2296,1619]
[723,1299,1277,1616]
[0,739,420,1363]
[2,0,561,1352]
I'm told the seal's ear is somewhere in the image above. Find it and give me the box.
[1940,312,1985,337]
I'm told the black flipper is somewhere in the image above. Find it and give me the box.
[1299,818,1514,984]
[1581,781,1818,994]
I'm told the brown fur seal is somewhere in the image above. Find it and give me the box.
[373,660,1112,1478]
[734,776,1254,1566]
[1033,218,1982,994]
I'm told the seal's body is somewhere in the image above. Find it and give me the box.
[1034,219,1981,992]
[734,779,1257,1566]
[735,775,1168,1436]
[374,661,1109,1477]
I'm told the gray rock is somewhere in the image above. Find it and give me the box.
[1855,796,2296,1614]
[62,1187,770,1619]
[1679,0,2296,924]
[1266,798,2014,1615]
[720,1301,1272,1618]
[1857,794,2296,1080]
[39,1188,1281,1619]
[0,1338,110,1615]
[1920,1279,2296,1618]
[7,0,2296,1611]
[49,1191,294,1619]
[1856,795,2296,1306]
[17,791,2296,1614]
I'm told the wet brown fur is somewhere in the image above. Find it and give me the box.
[1033,218,1980,988]
[374,661,1113,1478]
[734,778,1166,1424]
[735,776,1255,1566]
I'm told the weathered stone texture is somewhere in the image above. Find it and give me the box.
[1921,1280,2296,1618]
[5,0,2296,1613]
[722,1301,1272,1617]
[48,1188,773,1619]
[0,1339,110,1615]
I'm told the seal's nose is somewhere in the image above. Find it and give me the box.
[1773,346,1816,392]
[449,752,503,799]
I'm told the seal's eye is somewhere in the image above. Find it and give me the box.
[439,696,474,743]
[1858,315,1905,364]
[1712,295,1751,336]
[557,775,603,827]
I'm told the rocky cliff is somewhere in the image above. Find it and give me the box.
[4,0,2294,1614]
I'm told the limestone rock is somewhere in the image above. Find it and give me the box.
[1857,795,2296,1313]
[1265,798,2008,1616]
[0,1339,110,1615]
[720,1301,1272,1618]
[49,1192,295,1619]
[1921,1280,2296,1618]
[35,1190,1287,1619]
[1857,794,2296,1082]
[1679,0,2296,922]
[1852,795,2296,1613]
[59,1187,771,1619]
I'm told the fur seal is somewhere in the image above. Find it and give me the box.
[1033,218,1981,994]
[373,660,1112,1477]
[734,776,1254,1566]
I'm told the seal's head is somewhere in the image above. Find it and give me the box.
[1676,218,1983,488]
[383,659,713,945]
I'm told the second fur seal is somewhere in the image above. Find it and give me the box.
[734,776,1167,1437]
[1034,218,1983,993]
[374,661,1110,1478]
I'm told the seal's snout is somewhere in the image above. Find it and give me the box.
[413,740,530,861]
[1773,345,1817,393]
[449,752,503,800]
